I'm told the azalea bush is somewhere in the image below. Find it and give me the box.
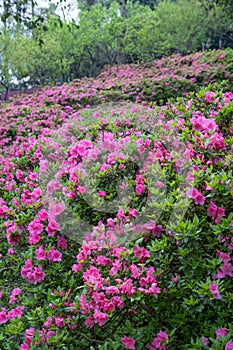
[0,62,233,349]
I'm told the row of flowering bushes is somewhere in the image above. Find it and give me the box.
[0,56,233,348]
[4,48,233,110]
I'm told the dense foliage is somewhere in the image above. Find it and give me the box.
[0,49,233,349]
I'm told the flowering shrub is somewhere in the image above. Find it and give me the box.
[0,55,233,349]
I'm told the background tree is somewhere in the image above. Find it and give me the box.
[0,29,13,100]
[123,3,159,62]
[154,0,208,56]
[201,0,233,49]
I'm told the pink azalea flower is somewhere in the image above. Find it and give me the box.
[133,245,150,263]
[217,250,231,263]
[12,287,22,296]
[93,309,108,326]
[55,316,65,328]
[205,91,215,103]
[0,308,8,323]
[19,344,30,350]
[220,263,233,277]
[98,190,106,197]
[172,275,179,283]
[209,282,221,299]
[146,330,169,350]
[28,218,43,235]
[186,187,205,205]
[57,235,68,250]
[43,316,53,328]
[47,247,62,262]
[48,200,65,220]
[8,248,15,255]
[8,306,24,319]
[207,202,225,224]
[105,286,120,295]
[35,246,47,261]
[121,336,135,350]
[216,328,229,339]
[202,336,209,346]
[226,340,233,350]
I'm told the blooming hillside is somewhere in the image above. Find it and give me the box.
[0,50,233,349]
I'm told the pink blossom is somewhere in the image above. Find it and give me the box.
[109,259,122,276]
[72,263,84,273]
[98,190,106,197]
[112,296,124,308]
[57,235,68,250]
[186,187,205,205]
[25,327,36,344]
[121,336,135,349]
[105,286,120,295]
[21,260,45,284]
[37,208,48,221]
[95,255,111,266]
[11,287,22,298]
[216,328,229,339]
[209,282,221,299]
[8,248,15,255]
[129,264,140,279]
[39,159,49,174]
[116,208,125,219]
[35,246,47,261]
[93,309,108,326]
[19,344,30,350]
[44,316,53,328]
[85,316,94,328]
[83,266,104,289]
[48,200,65,220]
[205,91,215,103]
[55,316,65,328]
[146,331,169,350]
[8,306,24,319]
[33,266,46,284]
[136,183,145,195]
[46,180,61,195]
[202,336,209,346]
[155,181,165,188]
[143,220,164,237]
[207,133,225,150]
[45,330,56,341]
[207,202,225,224]
[16,169,24,181]
[46,218,60,236]
[172,275,178,283]
[226,340,233,350]
[219,263,233,277]
[133,245,150,262]
[128,208,138,217]
[144,283,161,297]
[217,250,231,263]
[31,186,42,200]
[28,218,44,235]
[119,278,136,296]
[28,232,41,245]
[0,308,8,323]
[47,247,62,262]
[77,185,87,194]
